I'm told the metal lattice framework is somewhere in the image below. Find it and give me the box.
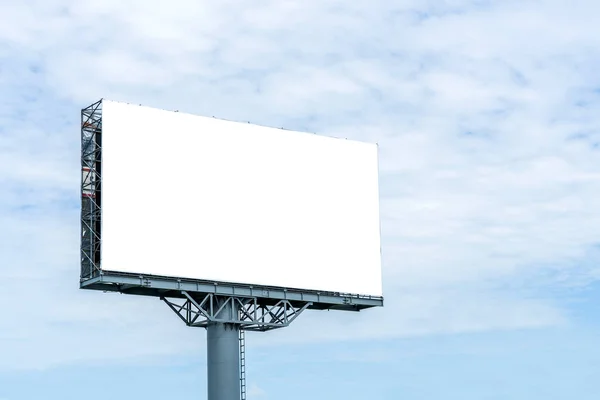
[161,292,312,331]
[81,100,103,280]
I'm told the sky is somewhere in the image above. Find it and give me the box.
[1,0,600,399]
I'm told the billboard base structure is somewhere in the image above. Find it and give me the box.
[80,272,383,400]
[163,293,311,400]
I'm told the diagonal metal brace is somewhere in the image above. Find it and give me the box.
[161,291,312,331]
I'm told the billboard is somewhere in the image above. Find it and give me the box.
[99,100,382,297]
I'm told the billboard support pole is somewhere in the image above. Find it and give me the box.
[207,299,241,400]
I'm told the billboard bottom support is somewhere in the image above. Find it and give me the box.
[207,300,241,400]
[160,292,312,331]
[161,292,311,400]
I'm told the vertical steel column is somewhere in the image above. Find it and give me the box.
[207,300,241,400]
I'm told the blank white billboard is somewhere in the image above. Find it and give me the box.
[100,100,382,296]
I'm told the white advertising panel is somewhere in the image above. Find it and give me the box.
[101,100,382,296]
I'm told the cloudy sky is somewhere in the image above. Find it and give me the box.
[1,0,600,399]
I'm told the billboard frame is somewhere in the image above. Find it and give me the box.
[80,99,384,311]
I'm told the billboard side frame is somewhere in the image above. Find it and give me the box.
[80,99,103,280]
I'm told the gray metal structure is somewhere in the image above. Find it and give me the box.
[80,99,384,400]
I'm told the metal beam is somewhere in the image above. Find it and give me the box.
[82,272,384,310]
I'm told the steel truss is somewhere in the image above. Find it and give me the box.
[80,100,102,280]
[161,292,312,331]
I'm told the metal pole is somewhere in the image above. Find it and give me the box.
[207,299,241,400]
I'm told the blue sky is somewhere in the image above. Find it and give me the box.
[1,0,600,399]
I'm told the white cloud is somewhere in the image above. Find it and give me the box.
[247,384,266,399]
[0,0,599,370]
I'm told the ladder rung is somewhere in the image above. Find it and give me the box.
[239,329,247,400]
